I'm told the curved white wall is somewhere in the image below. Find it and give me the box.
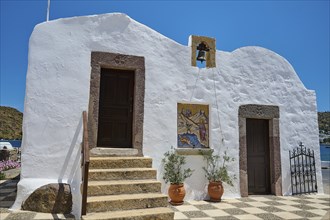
[13,13,323,216]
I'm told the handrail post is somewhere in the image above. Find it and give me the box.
[81,111,90,216]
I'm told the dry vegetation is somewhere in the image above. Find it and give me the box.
[0,106,23,140]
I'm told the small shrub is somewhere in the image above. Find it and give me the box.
[0,172,5,180]
[200,150,236,186]
[162,147,194,184]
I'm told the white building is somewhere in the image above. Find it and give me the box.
[13,13,323,218]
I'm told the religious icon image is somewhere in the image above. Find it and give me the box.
[177,103,209,148]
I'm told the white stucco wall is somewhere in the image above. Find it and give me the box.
[13,13,323,216]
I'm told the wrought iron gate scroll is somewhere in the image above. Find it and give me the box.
[290,143,318,195]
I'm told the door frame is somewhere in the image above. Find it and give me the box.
[88,52,145,156]
[239,104,282,196]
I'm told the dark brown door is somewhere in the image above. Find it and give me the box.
[97,68,134,148]
[247,119,270,194]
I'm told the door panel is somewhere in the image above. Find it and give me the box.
[97,69,134,148]
[247,119,270,194]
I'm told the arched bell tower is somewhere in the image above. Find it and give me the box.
[189,35,216,68]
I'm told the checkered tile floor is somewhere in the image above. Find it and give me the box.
[1,177,329,220]
[171,195,330,220]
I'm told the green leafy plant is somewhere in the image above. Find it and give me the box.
[0,172,5,180]
[200,150,236,186]
[162,147,194,184]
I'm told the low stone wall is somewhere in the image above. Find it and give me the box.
[321,161,330,168]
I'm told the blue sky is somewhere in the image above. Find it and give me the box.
[0,0,329,112]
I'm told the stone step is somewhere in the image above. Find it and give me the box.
[87,193,169,213]
[89,157,152,169]
[87,179,161,196]
[90,148,139,157]
[88,168,157,181]
[82,207,174,220]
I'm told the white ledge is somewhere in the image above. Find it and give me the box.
[175,148,213,155]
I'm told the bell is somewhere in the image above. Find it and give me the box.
[196,42,209,63]
[196,50,207,63]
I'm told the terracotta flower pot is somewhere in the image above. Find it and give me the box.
[208,181,224,202]
[168,183,185,205]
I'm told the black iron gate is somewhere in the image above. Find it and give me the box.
[290,142,318,195]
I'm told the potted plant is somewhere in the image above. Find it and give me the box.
[162,147,194,205]
[200,150,236,202]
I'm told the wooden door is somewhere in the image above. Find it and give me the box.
[97,68,134,148]
[247,119,270,194]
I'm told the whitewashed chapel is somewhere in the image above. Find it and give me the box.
[13,13,323,218]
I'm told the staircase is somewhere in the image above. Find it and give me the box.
[82,157,174,220]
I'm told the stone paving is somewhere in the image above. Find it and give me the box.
[171,195,329,220]
[0,176,329,220]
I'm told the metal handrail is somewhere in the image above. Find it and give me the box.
[81,111,90,216]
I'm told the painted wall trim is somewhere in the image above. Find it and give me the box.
[88,52,145,156]
[239,104,282,196]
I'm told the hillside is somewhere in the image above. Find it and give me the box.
[0,106,23,140]
[319,111,330,144]
[318,112,330,133]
